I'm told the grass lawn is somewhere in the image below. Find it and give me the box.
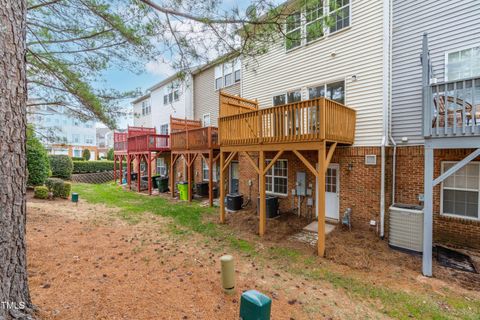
[73,183,480,320]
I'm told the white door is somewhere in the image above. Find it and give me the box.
[316,163,340,221]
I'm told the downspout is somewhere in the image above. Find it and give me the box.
[388,0,397,206]
[380,0,392,239]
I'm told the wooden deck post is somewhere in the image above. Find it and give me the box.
[119,156,123,184]
[259,150,266,236]
[127,155,131,190]
[187,153,192,202]
[317,142,326,256]
[208,150,213,207]
[170,153,175,198]
[147,152,152,195]
[136,155,141,192]
[114,156,117,183]
[219,151,226,223]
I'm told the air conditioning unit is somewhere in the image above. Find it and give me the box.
[389,204,424,253]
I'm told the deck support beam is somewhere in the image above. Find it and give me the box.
[147,152,152,195]
[136,155,141,192]
[208,150,214,207]
[219,151,226,223]
[119,156,123,185]
[127,155,132,190]
[114,156,117,182]
[317,142,326,256]
[423,147,434,277]
[259,150,266,236]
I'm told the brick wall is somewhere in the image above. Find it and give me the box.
[237,147,384,228]
[391,146,480,249]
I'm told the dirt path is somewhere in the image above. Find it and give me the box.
[27,198,387,320]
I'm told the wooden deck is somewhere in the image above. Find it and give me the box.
[170,127,219,151]
[219,95,356,148]
[127,134,169,153]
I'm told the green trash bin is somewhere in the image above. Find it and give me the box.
[177,182,189,200]
[158,177,169,193]
[240,290,271,320]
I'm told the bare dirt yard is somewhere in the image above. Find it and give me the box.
[27,184,480,320]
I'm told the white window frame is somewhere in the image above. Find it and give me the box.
[440,161,480,221]
[202,159,218,182]
[445,45,480,81]
[203,113,211,127]
[157,158,167,177]
[307,79,346,104]
[305,0,325,44]
[160,123,169,135]
[72,134,80,143]
[284,0,351,52]
[265,159,288,196]
[214,60,239,90]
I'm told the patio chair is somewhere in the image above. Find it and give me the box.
[341,208,352,231]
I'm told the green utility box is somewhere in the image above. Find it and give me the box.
[71,193,79,203]
[239,290,271,320]
[177,182,189,200]
[158,177,169,193]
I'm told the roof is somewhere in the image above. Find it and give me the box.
[147,73,182,92]
[191,51,240,75]
[131,92,150,104]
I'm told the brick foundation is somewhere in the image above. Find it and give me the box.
[390,146,480,249]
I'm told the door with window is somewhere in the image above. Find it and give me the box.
[230,161,239,193]
[316,163,340,221]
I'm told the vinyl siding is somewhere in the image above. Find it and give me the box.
[193,64,240,127]
[241,0,385,146]
[392,0,480,145]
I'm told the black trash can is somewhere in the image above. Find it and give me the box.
[158,177,169,193]
[257,195,279,218]
[151,175,161,189]
[196,182,209,197]
[226,193,243,211]
[130,172,138,181]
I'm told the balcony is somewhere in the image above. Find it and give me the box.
[219,97,356,147]
[127,134,169,153]
[424,76,480,140]
[170,127,219,151]
[114,132,128,153]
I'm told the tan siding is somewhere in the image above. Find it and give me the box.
[193,65,240,127]
[242,0,385,146]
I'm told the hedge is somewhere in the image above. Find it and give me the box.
[45,178,71,198]
[49,155,73,179]
[26,127,50,186]
[34,186,49,199]
[73,160,115,173]
[71,157,85,161]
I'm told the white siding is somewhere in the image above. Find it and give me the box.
[392,0,480,145]
[133,97,152,128]
[242,0,385,146]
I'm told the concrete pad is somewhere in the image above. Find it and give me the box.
[303,221,336,234]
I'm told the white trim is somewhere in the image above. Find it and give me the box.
[265,158,288,196]
[444,45,480,82]
[440,161,480,221]
[202,113,211,127]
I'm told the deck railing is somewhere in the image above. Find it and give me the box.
[127,134,170,152]
[114,132,128,152]
[219,97,356,146]
[170,127,219,150]
[424,76,480,138]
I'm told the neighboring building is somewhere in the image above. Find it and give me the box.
[96,127,114,158]
[132,74,194,134]
[391,0,480,275]
[238,0,388,229]
[28,104,98,160]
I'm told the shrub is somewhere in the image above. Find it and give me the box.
[71,157,85,161]
[82,149,91,161]
[73,160,115,173]
[34,186,49,199]
[49,155,73,179]
[45,178,71,198]
[107,148,114,161]
[26,127,50,186]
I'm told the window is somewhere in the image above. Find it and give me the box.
[164,95,168,105]
[85,136,94,144]
[73,149,81,157]
[215,59,241,89]
[72,134,80,143]
[308,80,345,104]
[266,159,288,195]
[203,113,211,126]
[442,162,479,220]
[141,101,150,116]
[202,159,218,182]
[329,0,350,33]
[273,94,286,106]
[306,0,324,43]
[86,122,93,128]
[157,158,167,177]
[160,124,169,135]
[174,90,179,101]
[285,0,350,49]
[446,46,480,81]
[169,92,173,103]
[285,12,301,50]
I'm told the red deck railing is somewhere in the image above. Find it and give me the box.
[127,134,170,152]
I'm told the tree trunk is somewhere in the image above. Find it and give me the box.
[0,1,33,319]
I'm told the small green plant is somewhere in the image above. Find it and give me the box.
[33,185,49,199]
[49,155,73,179]
[45,178,71,198]
[107,148,114,161]
[26,126,50,186]
[82,148,91,161]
